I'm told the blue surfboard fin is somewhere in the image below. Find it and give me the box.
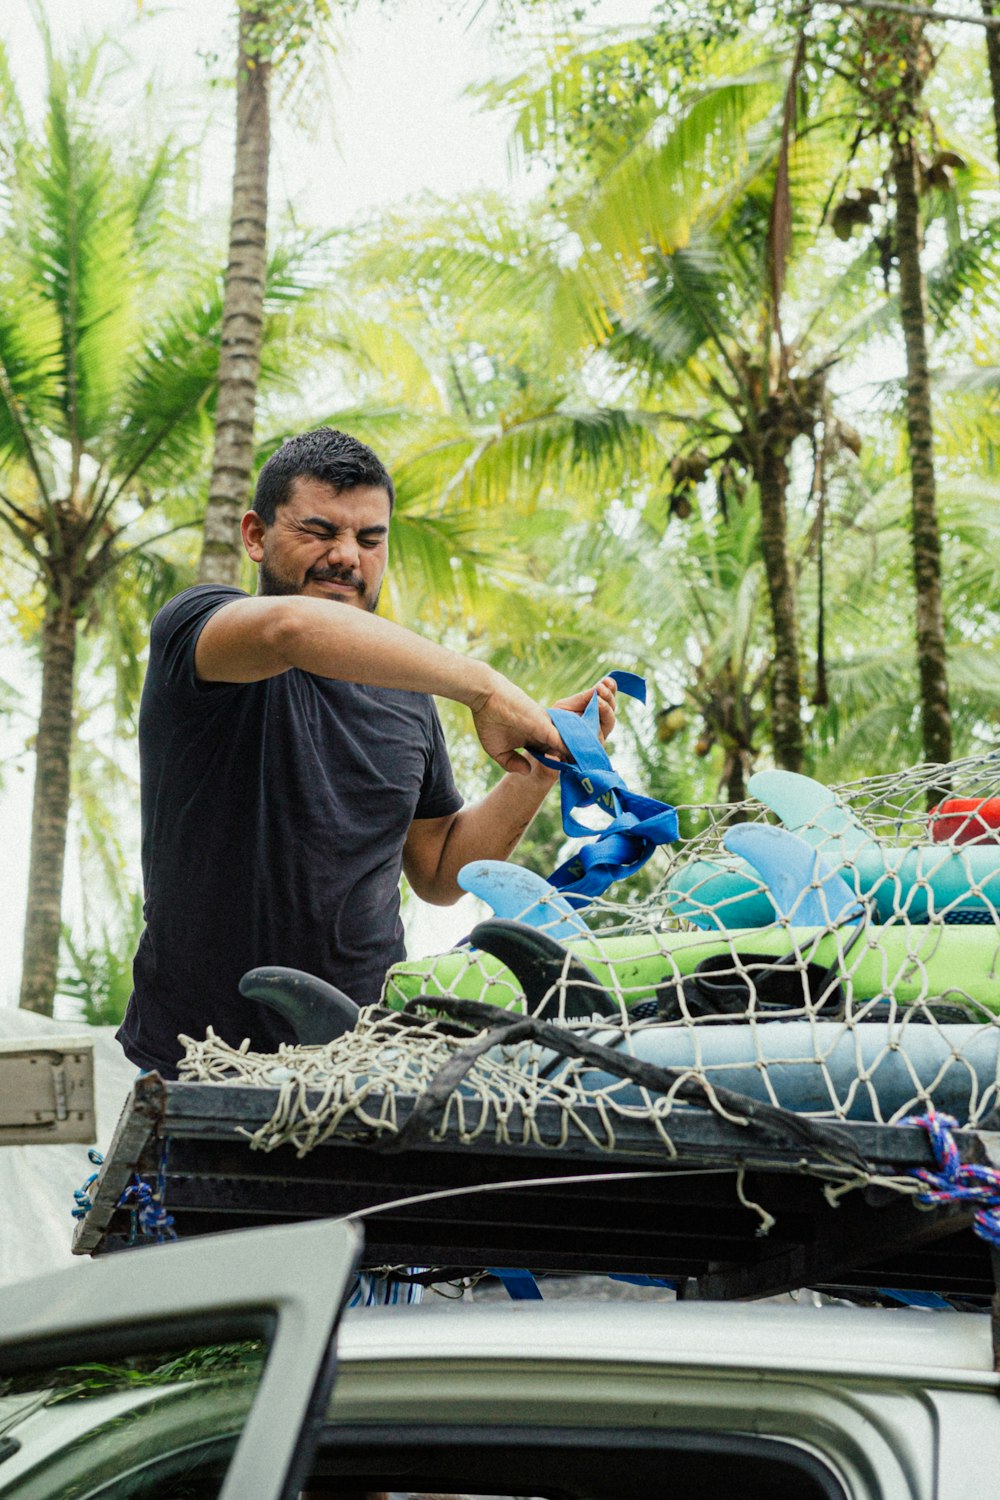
[722,823,864,928]
[458,860,589,942]
[748,770,877,863]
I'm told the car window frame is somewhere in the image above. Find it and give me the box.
[315,1421,851,1500]
[0,1219,361,1500]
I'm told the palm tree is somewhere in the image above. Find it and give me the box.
[980,1,1000,172]
[475,25,839,771]
[198,4,273,586]
[505,7,1000,775]
[0,37,325,1015]
[846,8,952,766]
[197,0,339,585]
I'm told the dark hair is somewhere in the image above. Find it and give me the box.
[252,427,395,525]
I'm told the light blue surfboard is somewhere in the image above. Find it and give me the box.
[567,1021,1000,1124]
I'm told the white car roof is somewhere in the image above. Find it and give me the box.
[339,1297,997,1388]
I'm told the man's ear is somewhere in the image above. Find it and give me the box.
[241,510,266,562]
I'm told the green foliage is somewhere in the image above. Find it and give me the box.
[240,0,345,67]
[1,1340,266,1402]
[7,0,1000,987]
[58,893,145,1026]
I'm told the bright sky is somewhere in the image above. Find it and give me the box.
[0,0,647,1008]
[4,0,526,221]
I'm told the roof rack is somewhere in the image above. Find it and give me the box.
[74,1073,999,1309]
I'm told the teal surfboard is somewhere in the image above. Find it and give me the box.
[662,771,1000,927]
[751,770,1000,921]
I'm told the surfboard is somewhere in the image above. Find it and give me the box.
[749,770,1000,920]
[384,917,1000,1014]
[662,772,1000,927]
[561,1020,1000,1124]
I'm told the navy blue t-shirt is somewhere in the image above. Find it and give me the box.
[117,585,463,1075]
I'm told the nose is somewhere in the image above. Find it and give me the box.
[326,531,360,569]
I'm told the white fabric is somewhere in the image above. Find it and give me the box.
[0,1007,135,1286]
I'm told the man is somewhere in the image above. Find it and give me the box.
[117,427,615,1077]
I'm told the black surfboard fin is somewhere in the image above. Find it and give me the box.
[239,966,361,1045]
[468,919,617,1021]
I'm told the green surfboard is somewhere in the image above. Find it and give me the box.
[385,921,1000,1014]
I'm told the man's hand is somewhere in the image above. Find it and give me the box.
[552,676,618,746]
[406,675,618,902]
[470,674,618,777]
[467,675,567,776]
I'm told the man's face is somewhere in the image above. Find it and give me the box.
[245,477,391,611]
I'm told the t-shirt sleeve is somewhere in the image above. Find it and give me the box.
[149,585,248,703]
[414,699,464,820]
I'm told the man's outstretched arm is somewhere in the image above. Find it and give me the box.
[195,594,565,776]
[403,678,618,905]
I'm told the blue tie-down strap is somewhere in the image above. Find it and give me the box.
[71,1148,105,1220]
[608,1273,679,1290]
[532,670,679,904]
[876,1287,953,1310]
[489,1267,544,1300]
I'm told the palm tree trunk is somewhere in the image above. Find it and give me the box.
[891,134,952,767]
[723,751,748,805]
[982,0,1000,173]
[198,6,272,586]
[757,439,805,773]
[19,600,77,1016]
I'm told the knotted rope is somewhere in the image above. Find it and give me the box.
[905,1109,1000,1248]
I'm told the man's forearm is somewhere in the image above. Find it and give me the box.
[196,594,567,775]
[426,761,561,901]
[200,594,494,704]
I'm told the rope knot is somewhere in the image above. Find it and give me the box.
[905,1109,1000,1248]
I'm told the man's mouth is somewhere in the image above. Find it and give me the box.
[309,572,363,596]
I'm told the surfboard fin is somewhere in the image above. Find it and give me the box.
[723,823,864,927]
[467,919,618,1022]
[748,770,877,863]
[458,859,588,942]
[239,966,361,1045]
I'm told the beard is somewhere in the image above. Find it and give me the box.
[258,555,380,613]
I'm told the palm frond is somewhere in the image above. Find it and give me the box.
[31,71,142,453]
[579,62,784,282]
[927,215,1000,331]
[0,283,64,485]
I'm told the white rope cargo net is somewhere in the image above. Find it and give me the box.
[179,753,1000,1159]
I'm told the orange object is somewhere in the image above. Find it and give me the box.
[929,797,1000,844]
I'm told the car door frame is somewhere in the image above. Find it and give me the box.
[0,1218,361,1500]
